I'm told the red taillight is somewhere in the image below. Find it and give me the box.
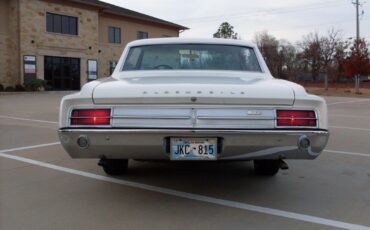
[276,110,316,127]
[71,109,111,126]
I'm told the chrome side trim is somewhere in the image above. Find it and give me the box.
[113,115,191,119]
[197,116,273,120]
[59,128,328,135]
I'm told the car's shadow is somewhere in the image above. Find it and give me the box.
[117,160,285,199]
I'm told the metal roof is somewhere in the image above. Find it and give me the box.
[69,0,188,30]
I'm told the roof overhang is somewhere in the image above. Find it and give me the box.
[68,0,188,31]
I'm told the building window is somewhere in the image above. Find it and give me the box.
[87,59,98,81]
[137,31,148,39]
[46,12,78,35]
[108,27,121,43]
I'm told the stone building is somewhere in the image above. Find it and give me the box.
[0,0,187,90]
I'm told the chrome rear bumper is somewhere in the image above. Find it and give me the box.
[58,129,329,160]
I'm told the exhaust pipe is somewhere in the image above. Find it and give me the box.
[279,159,289,170]
[298,135,311,150]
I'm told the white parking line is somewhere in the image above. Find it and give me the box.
[327,99,370,106]
[325,149,369,157]
[0,115,58,124]
[330,114,370,119]
[330,126,370,131]
[0,142,61,153]
[0,144,369,230]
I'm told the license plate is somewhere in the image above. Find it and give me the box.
[170,137,217,160]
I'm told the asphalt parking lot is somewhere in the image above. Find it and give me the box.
[1,92,370,230]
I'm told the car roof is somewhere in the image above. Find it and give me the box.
[127,38,257,48]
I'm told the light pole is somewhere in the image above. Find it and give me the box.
[353,0,361,93]
[356,0,360,41]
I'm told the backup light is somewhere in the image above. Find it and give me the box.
[77,135,89,148]
[71,109,111,125]
[276,110,316,127]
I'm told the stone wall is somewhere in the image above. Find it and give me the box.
[18,0,99,86]
[0,0,181,88]
[0,0,21,87]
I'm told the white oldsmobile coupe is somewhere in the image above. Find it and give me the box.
[58,38,329,176]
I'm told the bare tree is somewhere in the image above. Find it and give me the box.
[254,31,280,77]
[254,32,299,79]
[320,28,343,90]
[297,32,322,81]
[278,39,298,80]
[298,29,344,86]
[331,40,349,82]
[343,39,370,93]
[250,29,348,86]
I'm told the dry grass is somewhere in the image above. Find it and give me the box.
[305,87,370,97]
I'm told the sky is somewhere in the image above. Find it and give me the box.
[101,0,370,43]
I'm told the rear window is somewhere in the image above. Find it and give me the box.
[122,44,262,72]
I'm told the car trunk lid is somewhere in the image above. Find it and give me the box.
[92,72,294,105]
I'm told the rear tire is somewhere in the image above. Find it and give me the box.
[99,159,128,176]
[253,160,280,176]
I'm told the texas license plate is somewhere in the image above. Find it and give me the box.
[170,137,217,160]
